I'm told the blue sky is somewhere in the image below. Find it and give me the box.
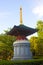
[0,0,43,37]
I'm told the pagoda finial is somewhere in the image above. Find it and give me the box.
[20,7,23,25]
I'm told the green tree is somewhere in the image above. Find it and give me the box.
[36,20,43,56]
[0,34,16,60]
[30,36,38,56]
[37,38,43,56]
[30,20,43,58]
[37,20,43,39]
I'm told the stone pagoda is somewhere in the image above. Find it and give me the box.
[7,7,37,60]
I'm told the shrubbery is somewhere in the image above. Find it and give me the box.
[0,59,43,65]
[0,35,16,60]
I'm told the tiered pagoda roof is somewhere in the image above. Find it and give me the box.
[7,7,37,36]
[7,24,37,36]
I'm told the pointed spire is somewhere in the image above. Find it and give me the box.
[20,7,23,25]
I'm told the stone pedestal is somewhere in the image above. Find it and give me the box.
[13,40,32,60]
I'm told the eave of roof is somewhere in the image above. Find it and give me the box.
[7,24,37,36]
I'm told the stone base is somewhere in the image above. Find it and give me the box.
[12,40,32,60]
[12,57,32,60]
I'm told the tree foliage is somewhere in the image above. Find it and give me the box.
[0,34,16,60]
[37,20,43,39]
[30,20,43,58]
